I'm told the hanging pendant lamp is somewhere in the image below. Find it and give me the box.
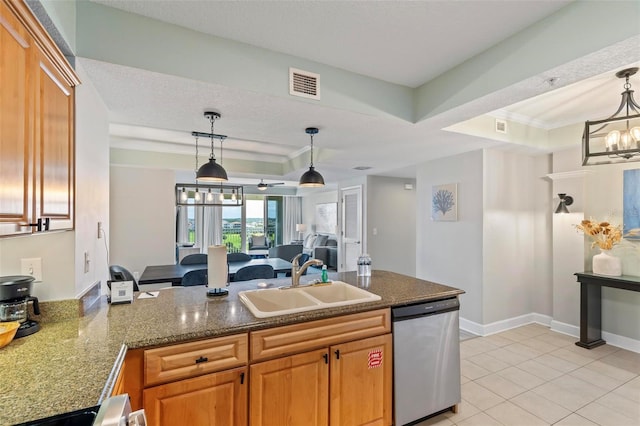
[583,67,640,165]
[196,111,228,181]
[299,127,325,187]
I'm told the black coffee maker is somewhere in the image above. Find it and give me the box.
[0,275,40,338]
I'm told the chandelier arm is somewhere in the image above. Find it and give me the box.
[627,91,640,112]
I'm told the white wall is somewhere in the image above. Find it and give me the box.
[0,232,75,301]
[416,150,484,323]
[110,166,176,276]
[552,146,640,343]
[74,60,110,296]
[300,190,339,236]
[367,176,416,276]
[482,150,551,324]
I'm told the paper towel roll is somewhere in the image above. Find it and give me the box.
[207,245,228,289]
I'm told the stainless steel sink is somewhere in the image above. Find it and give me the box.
[238,281,381,318]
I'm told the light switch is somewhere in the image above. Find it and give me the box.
[21,258,42,282]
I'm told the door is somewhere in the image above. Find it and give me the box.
[330,334,392,426]
[143,367,247,426]
[341,185,362,271]
[250,348,329,426]
[0,2,33,235]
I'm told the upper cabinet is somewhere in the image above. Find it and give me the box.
[0,0,79,236]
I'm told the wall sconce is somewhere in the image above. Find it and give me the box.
[175,183,243,207]
[555,193,573,214]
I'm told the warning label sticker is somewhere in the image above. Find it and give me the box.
[368,349,382,369]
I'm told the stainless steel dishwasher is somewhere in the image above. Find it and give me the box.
[393,297,461,425]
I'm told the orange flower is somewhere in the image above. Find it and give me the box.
[575,219,622,250]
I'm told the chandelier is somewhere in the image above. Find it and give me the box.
[175,183,243,207]
[582,67,640,165]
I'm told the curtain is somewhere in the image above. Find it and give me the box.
[284,196,303,243]
[176,206,189,243]
[197,206,223,251]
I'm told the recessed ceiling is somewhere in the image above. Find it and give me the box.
[75,1,639,183]
[88,0,571,88]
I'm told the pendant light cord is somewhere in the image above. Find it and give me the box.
[194,135,199,176]
[309,133,314,167]
[210,114,216,160]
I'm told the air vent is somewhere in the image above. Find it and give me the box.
[495,119,508,134]
[290,68,320,100]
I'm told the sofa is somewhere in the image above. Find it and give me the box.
[302,234,338,270]
[268,244,303,263]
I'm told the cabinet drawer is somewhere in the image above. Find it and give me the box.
[145,334,248,386]
[250,308,390,362]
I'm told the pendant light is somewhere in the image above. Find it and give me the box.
[299,127,325,187]
[195,112,228,181]
[583,67,640,165]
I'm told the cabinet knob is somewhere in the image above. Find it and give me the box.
[195,356,208,364]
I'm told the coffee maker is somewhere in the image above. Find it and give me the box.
[0,275,40,338]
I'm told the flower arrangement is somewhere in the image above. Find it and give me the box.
[575,219,623,250]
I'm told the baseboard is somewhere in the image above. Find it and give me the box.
[462,316,640,353]
[460,313,552,336]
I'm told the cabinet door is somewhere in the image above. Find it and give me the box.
[143,367,247,426]
[330,334,392,426]
[33,49,74,230]
[250,348,329,426]
[0,1,33,235]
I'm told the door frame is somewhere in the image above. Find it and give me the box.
[340,185,364,272]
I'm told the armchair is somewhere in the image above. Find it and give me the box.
[248,234,270,250]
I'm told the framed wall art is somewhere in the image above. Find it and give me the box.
[623,168,640,239]
[315,202,337,234]
[432,183,457,221]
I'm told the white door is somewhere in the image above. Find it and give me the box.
[341,186,362,271]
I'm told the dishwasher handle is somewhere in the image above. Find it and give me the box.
[392,297,459,321]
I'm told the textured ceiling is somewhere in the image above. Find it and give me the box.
[89,0,570,88]
[78,1,640,183]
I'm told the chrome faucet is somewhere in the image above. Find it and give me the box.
[291,254,323,287]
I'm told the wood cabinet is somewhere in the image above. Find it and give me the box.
[144,367,247,426]
[249,309,392,426]
[119,310,392,426]
[0,0,78,236]
[122,333,249,426]
[250,348,329,425]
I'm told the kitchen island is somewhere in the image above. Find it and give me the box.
[0,270,463,425]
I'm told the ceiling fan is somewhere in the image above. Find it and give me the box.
[257,179,285,191]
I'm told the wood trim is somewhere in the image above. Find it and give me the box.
[122,349,144,411]
[250,308,390,362]
[2,0,79,86]
[144,334,248,387]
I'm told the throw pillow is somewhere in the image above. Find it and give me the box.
[314,234,329,247]
[303,234,317,250]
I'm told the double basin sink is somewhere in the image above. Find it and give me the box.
[239,281,381,318]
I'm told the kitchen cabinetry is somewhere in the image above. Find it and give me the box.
[0,0,79,236]
[123,333,248,426]
[250,308,392,426]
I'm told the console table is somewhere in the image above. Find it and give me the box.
[574,273,640,349]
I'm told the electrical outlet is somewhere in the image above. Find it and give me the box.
[84,252,90,273]
[97,222,103,239]
[21,258,43,282]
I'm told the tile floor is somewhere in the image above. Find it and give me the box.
[417,324,640,426]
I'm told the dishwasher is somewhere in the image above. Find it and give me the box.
[393,297,461,426]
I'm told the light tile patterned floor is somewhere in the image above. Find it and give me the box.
[415,324,640,426]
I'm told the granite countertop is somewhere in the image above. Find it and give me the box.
[0,270,463,425]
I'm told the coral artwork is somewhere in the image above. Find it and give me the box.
[432,183,457,221]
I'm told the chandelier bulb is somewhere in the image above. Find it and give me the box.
[194,190,201,202]
[180,188,188,202]
[206,188,213,203]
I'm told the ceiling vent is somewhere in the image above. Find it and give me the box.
[495,118,508,134]
[289,68,320,100]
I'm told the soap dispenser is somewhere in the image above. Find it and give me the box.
[321,265,329,283]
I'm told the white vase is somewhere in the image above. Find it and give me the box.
[592,250,622,276]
